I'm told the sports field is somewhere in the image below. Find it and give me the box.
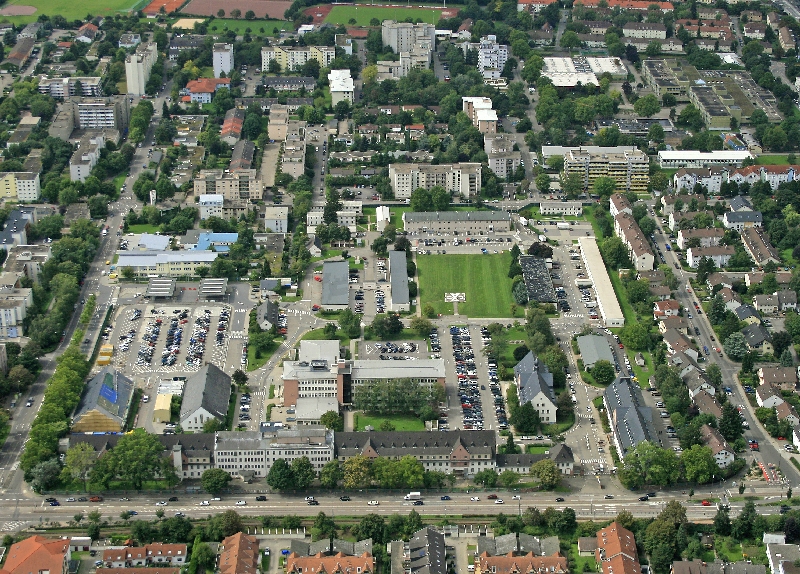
[324,4,441,25]
[416,252,516,318]
[0,0,143,22]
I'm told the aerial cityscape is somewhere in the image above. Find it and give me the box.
[0,0,798,571]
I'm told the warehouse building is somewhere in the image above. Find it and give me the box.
[321,261,350,310]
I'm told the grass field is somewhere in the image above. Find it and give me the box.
[207,18,288,35]
[0,0,141,23]
[324,5,441,26]
[354,413,425,431]
[417,252,516,318]
[756,154,792,165]
[127,224,160,234]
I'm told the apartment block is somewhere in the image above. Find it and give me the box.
[375,46,431,81]
[564,148,649,193]
[115,251,219,278]
[463,96,498,134]
[70,96,131,131]
[69,133,106,182]
[388,163,482,199]
[125,42,158,96]
[741,226,780,267]
[38,76,102,97]
[614,212,655,271]
[622,22,668,38]
[328,69,354,106]
[193,169,263,201]
[260,45,335,73]
[689,84,737,130]
[212,43,233,78]
[3,244,50,285]
[381,20,435,53]
[686,245,735,267]
[0,172,40,202]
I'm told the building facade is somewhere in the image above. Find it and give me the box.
[388,163,482,198]
[125,42,158,96]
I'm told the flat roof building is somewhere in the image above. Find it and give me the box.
[388,250,410,312]
[389,163,482,199]
[577,335,615,369]
[519,256,557,302]
[322,261,350,309]
[658,150,754,168]
[579,237,624,326]
[402,211,511,234]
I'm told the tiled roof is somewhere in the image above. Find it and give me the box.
[1,536,69,574]
[219,533,259,574]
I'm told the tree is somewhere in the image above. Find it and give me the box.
[593,176,617,198]
[61,443,96,490]
[319,460,343,489]
[232,369,248,388]
[292,456,317,489]
[104,429,165,490]
[719,402,744,442]
[530,459,560,489]
[320,411,344,432]
[201,469,232,494]
[230,8,241,18]
[714,506,732,536]
[511,401,540,434]
[410,316,434,337]
[266,459,295,490]
[619,442,681,489]
[591,360,616,385]
[723,332,747,361]
[245,9,255,18]
[474,469,499,487]
[682,445,718,484]
[30,459,61,492]
[343,454,371,489]
[633,94,661,117]
[560,30,582,49]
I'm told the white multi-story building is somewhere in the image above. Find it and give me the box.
[73,96,130,131]
[260,45,335,72]
[115,251,219,278]
[263,206,289,233]
[0,172,40,202]
[212,43,233,78]
[621,22,668,38]
[194,169,263,201]
[388,163,482,198]
[38,76,102,97]
[69,134,106,182]
[328,69,354,106]
[381,20,435,53]
[198,194,224,220]
[125,42,157,96]
[458,35,509,78]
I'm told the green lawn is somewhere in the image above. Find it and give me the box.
[570,545,596,573]
[324,5,441,26]
[301,327,351,348]
[127,224,160,234]
[207,18,288,35]
[354,413,425,431]
[756,154,792,165]
[417,252,516,318]
[112,173,127,194]
[527,445,552,454]
[247,340,279,372]
[0,0,141,23]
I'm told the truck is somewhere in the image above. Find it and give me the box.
[557,222,570,230]
[404,492,422,500]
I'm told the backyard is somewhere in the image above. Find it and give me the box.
[417,252,516,318]
[354,413,425,431]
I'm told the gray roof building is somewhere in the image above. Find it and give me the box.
[335,430,495,460]
[514,351,557,423]
[390,527,446,574]
[477,534,560,557]
[520,256,557,303]
[322,261,349,308]
[734,304,761,322]
[72,367,134,432]
[603,376,657,456]
[724,210,763,226]
[403,210,511,225]
[496,443,575,474]
[179,364,231,431]
[290,538,372,558]
[256,300,280,330]
[729,196,753,211]
[389,250,409,309]
[577,335,615,369]
[743,323,771,347]
[263,76,316,91]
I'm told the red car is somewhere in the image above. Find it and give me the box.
[619,344,624,349]
[701,500,711,506]
[487,494,498,499]
[311,305,320,311]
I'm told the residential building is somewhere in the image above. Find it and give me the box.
[719,287,742,311]
[664,329,698,360]
[476,553,568,574]
[2,37,35,70]
[320,261,349,310]
[402,211,510,234]
[287,552,374,574]
[659,150,754,168]
[71,96,131,131]
[731,196,754,211]
[730,165,800,189]
[76,23,99,43]
[673,168,727,194]
[0,171,40,202]
[609,193,633,217]
[596,523,642,574]
[389,163,482,199]
[218,533,258,574]
[1,536,70,574]
[262,76,316,92]
[261,45,335,73]
[382,20,435,53]
[125,42,158,96]
[184,78,231,103]
[756,383,784,408]
[700,424,735,468]
[263,206,289,233]
[4,244,50,285]
[335,430,495,477]
[71,367,134,433]
[758,366,798,390]
[198,194,223,220]
[735,304,762,324]
[743,323,773,354]
[779,27,796,50]
[723,210,763,230]
[575,0,672,10]
[514,351,557,424]
[579,236,625,327]
[603,376,657,456]
[69,133,106,182]
[744,22,767,38]
[564,148,649,193]
[17,22,41,40]
[614,212,655,271]
[622,22,668,38]
[484,134,521,178]
[193,169,262,201]
[539,201,583,216]
[168,35,205,60]
[694,389,724,418]
[114,251,219,278]
[463,96,498,134]
[389,527,445,574]
[220,107,244,145]
[777,402,800,426]
[654,299,681,317]
[754,290,797,315]
[685,245,735,268]
[517,0,560,11]
[741,227,780,267]
[179,364,232,432]
[102,545,188,568]
[577,335,615,369]
[473,35,509,78]
[38,76,102,97]
[676,228,724,250]
[118,33,141,48]
[213,43,233,78]
[328,69,354,106]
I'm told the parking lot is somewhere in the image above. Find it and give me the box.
[358,340,429,360]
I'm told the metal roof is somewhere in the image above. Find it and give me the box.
[322,261,349,306]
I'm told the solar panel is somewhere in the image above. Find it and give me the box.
[100,384,118,404]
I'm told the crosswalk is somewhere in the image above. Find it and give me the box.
[228,331,247,339]
[582,458,605,466]
[1,521,27,532]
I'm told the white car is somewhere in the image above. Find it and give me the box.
[199,501,210,506]
[236,500,247,506]
[512,495,521,500]
[367,500,380,506]
[470,497,480,501]
[155,501,168,506]
[305,496,315,501]
[494,499,504,504]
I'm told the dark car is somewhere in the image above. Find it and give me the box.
[169,496,179,501]
[49,501,60,506]
[646,492,656,497]
[555,497,565,502]
[412,500,424,506]
[340,496,351,501]
[604,495,614,499]
[307,500,319,505]
[440,495,451,500]
[487,494,498,499]
[78,497,88,502]
[45,497,57,503]
[255,496,267,502]
[639,495,649,501]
